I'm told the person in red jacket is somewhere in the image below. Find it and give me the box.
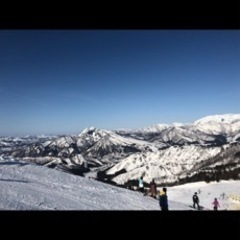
[149,179,157,198]
[212,198,220,211]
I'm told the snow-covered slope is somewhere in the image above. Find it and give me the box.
[139,124,170,134]
[169,180,240,210]
[119,114,240,145]
[0,135,57,152]
[194,114,240,125]
[104,142,240,186]
[193,114,240,136]
[84,130,158,163]
[105,145,222,185]
[0,157,159,210]
[0,157,239,210]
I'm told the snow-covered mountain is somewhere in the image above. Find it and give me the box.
[83,129,158,163]
[0,135,57,150]
[118,114,240,145]
[1,127,158,171]
[1,114,240,186]
[103,142,240,186]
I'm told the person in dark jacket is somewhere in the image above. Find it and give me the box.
[159,187,168,211]
[192,192,200,210]
[149,179,157,198]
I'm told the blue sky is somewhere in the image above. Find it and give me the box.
[0,30,239,136]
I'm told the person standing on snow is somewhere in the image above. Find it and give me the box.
[149,179,157,198]
[212,198,220,211]
[192,192,200,210]
[138,176,144,193]
[159,187,168,211]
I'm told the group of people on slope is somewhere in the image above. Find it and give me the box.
[192,192,220,210]
[139,176,168,211]
[139,176,220,211]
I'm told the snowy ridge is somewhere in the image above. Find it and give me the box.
[78,127,111,142]
[49,136,76,148]
[194,114,240,125]
[106,145,223,185]
[193,114,240,136]
[139,123,170,133]
[84,130,158,163]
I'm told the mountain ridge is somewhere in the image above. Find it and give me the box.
[1,113,240,186]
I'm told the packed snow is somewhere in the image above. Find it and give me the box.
[169,180,240,210]
[0,157,239,210]
[0,157,159,210]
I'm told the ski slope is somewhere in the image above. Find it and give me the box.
[169,180,240,210]
[0,157,239,210]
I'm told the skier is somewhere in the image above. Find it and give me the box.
[149,179,157,198]
[159,187,168,211]
[138,176,144,193]
[192,192,200,210]
[212,198,220,211]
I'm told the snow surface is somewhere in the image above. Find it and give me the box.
[0,157,239,210]
[169,180,240,210]
[0,157,159,210]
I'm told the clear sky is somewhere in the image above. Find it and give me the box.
[0,30,239,136]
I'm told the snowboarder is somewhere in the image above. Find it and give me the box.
[212,198,220,211]
[138,176,144,193]
[149,179,157,198]
[159,187,168,211]
[192,192,200,210]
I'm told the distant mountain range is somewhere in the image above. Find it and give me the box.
[1,114,240,187]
